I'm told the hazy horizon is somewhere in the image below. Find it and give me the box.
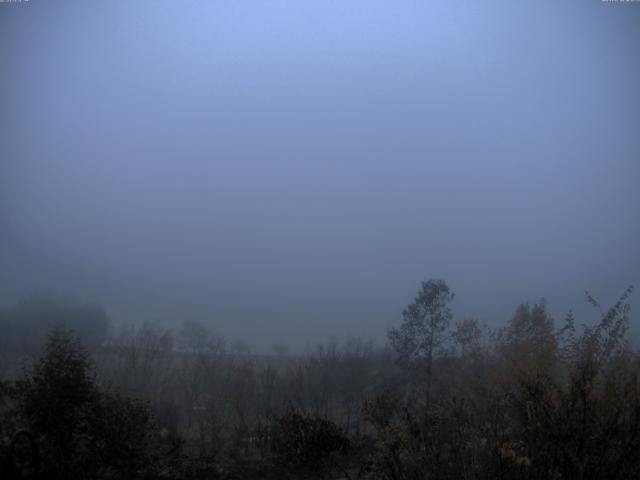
[1,0,639,352]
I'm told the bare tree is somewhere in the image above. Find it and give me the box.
[337,337,374,435]
[388,279,454,406]
[102,322,175,401]
[177,320,226,429]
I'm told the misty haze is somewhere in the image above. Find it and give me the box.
[1,1,639,479]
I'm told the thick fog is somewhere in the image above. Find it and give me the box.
[1,0,638,351]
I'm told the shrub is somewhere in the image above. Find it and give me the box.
[3,328,166,479]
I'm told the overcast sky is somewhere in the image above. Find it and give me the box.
[1,0,639,351]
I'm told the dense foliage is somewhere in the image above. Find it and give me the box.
[0,329,165,479]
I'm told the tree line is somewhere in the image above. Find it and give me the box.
[0,280,638,479]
